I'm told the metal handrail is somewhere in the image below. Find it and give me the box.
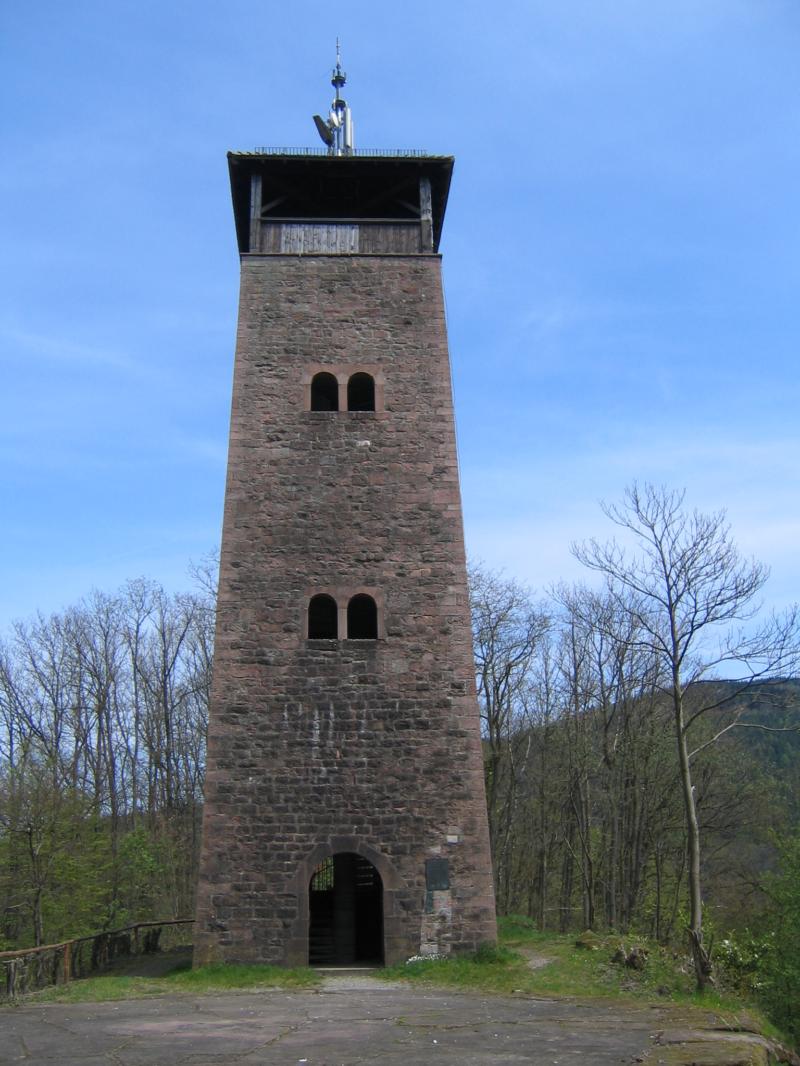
[261,217,419,225]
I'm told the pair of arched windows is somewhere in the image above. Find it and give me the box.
[311,372,375,412]
[308,593,378,640]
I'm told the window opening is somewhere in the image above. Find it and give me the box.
[308,594,338,639]
[347,594,378,639]
[347,373,375,412]
[311,372,339,411]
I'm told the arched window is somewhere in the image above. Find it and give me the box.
[310,372,339,411]
[308,594,338,639]
[347,373,375,412]
[347,594,378,639]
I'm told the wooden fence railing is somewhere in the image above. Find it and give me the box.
[0,918,195,1001]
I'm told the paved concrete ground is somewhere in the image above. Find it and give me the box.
[1,979,663,1065]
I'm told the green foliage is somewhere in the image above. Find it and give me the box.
[714,835,800,1044]
[115,828,170,924]
[471,943,518,964]
[717,930,773,995]
[40,813,114,941]
[758,833,800,1042]
[0,764,118,946]
[497,914,539,939]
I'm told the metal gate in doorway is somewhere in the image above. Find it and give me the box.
[308,852,383,966]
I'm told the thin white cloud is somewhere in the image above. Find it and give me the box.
[2,321,145,376]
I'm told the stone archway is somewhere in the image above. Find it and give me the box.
[308,852,383,965]
[285,837,408,968]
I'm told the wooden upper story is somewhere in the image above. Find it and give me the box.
[228,151,454,256]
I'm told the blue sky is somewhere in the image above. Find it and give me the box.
[2,0,800,630]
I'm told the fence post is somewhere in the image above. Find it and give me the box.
[63,942,71,984]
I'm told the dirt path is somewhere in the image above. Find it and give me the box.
[516,945,555,971]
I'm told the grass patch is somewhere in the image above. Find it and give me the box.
[382,931,635,999]
[379,914,787,1046]
[163,962,319,991]
[25,962,320,1004]
[29,975,167,1004]
[382,944,531,995]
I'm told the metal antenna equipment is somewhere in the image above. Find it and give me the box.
[312,40,355,156]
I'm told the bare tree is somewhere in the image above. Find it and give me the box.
[469,564,549,909]
[555,583,676,932]
[0,573,214,947]
[573,483,799,989]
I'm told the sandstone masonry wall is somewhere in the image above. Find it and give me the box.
[194,253,497,966]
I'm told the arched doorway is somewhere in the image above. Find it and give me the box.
[308,852,383,966]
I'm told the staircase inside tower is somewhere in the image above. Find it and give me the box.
[308,853,383,966]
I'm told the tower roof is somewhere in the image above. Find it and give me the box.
[228,151,454,254]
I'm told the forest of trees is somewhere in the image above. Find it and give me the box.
[474,485,800,1034]
[0,487,797,1033]
[0,575,213,948]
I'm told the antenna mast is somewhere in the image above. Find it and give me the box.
[312,40,355,156]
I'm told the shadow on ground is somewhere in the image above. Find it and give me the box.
[101,945,193,979]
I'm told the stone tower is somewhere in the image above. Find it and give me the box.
[194,87,496,967]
